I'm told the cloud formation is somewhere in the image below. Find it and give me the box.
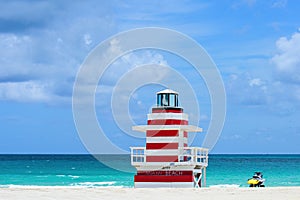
[227,29,300,111]
[272,30,300,83]
[227,73,269,106]
[0,1,115,103]
[0,81,50,102]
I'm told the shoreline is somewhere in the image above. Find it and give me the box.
[0,187,299,200]
[0,185,299,188]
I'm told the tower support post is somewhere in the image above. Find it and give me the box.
[202,167,207,187]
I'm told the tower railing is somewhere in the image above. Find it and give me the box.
[178,147,208,166]
[130,147,208,167]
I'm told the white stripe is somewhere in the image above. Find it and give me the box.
[135,182,194,188]
[147,113,188,120]
[145,149,179,155]
[146,137,187,144]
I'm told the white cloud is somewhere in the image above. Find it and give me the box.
[0,1,116,104]
[272,0,287,8]
[83,34,92,46]
[0,34,33,77]
[95,50,173,133]
[120,51,168,68]
[271,30,300,87]
[259,30,300,113]
[227,73,269,105]
[108,38,122,55]
[0,81,50,102]
[272,31,300,76]
[249,78,264,87]
[95,50,170,106]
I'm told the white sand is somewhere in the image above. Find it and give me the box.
[0,187,299,200]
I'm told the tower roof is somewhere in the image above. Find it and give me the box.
[156,89,178,95]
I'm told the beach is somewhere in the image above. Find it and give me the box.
[0,187,299,200]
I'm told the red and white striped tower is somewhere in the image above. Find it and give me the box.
[130,89,208,188]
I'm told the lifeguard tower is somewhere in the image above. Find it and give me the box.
[130,89,208,188]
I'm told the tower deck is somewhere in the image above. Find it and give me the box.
[130,146,208,168]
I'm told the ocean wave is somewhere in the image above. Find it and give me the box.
[0,185,84,189]
[68,175,80,179]
[55,175,80,179]
[209,184,240,188]
[0,184,124,189]
[71,181,117,187]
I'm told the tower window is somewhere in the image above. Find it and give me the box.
[162,94,169,106]
[157,93,178,107]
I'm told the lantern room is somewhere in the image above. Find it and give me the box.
[156,89,179,108]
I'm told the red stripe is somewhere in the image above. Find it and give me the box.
[184,131,188,137]
[146,130,179,137]
[147,119,188,125]
[184,143,188,147]
[134,175,193,182]
[146,143,178,149]
[146,156,178,162]
[152,108,183,113]
[137,171,193,176]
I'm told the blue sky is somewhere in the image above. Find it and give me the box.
[0,0,300,154]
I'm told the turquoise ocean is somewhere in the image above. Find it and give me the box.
[0,154,299,188]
